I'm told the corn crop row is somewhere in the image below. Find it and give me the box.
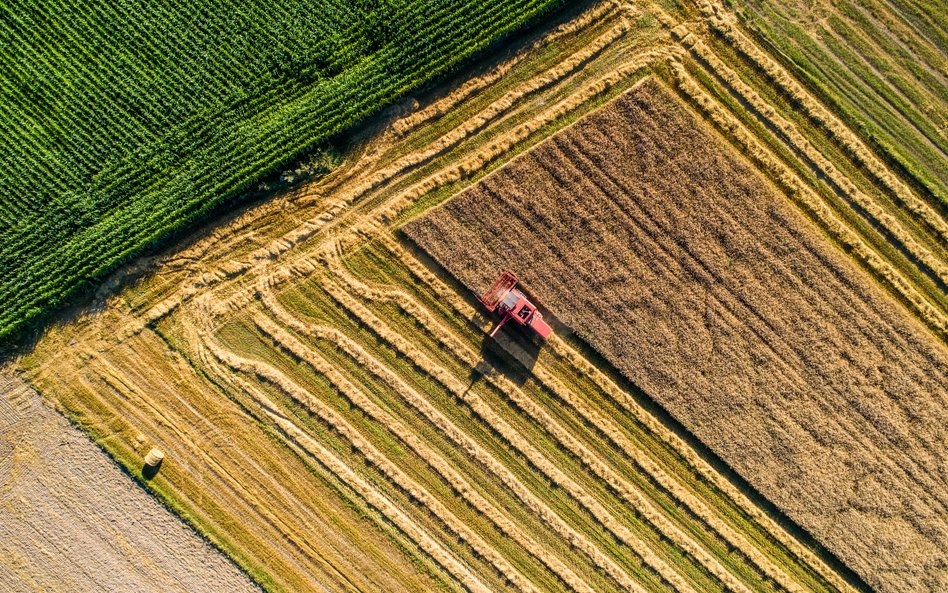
[0,0,573,343]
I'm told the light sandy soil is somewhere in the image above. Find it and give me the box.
[405,78,948,593]
[0,373,260,593]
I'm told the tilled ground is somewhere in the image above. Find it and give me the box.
[0,374,259,593]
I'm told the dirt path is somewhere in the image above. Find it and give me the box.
[0,373,259,593]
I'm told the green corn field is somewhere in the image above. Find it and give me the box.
[0,0,564,344]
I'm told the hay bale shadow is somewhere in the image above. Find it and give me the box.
[142,459,162,480]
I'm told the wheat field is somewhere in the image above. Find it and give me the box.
[14,0,945,592]
[405,77,948,593]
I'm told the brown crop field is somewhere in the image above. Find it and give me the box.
[8,1,946,593]
[405,77,948,593]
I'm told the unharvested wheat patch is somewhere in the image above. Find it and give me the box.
[404,77,948,593]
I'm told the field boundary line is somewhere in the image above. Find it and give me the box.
[298,18,633,209]
[87,2,632,345]
[80,345,359,585]
[366,51,668,232]
[198,47,671,323]
[334,251,815,593]
[388,0,625,139]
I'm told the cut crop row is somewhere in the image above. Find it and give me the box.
[377,234,858,593]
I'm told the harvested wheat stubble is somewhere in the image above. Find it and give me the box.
[404,77,948,593]
[0,374,260,593]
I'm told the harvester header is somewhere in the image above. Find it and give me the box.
[478,270,552,340]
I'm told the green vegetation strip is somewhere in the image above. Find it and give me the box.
[0,0,568,344]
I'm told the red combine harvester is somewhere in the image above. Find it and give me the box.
[478,271,552,340]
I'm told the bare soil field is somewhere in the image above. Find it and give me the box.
[0,374,259,593]
[405,78,948,593]
[10,0,946,592]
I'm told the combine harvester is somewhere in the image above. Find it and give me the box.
[478,270,552,339]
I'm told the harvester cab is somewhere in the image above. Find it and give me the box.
[478,270,552,340]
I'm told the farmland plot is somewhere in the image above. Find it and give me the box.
[0,374,259,593]
[0,0,568,345]
[405,78,948,593]
[11,0,946,592]
[731,0,948,205]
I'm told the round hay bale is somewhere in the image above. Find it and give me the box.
[143,448,165,468]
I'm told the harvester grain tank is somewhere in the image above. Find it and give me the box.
[478,270,552,339]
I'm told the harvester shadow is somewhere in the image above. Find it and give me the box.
[470,316,541,388]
